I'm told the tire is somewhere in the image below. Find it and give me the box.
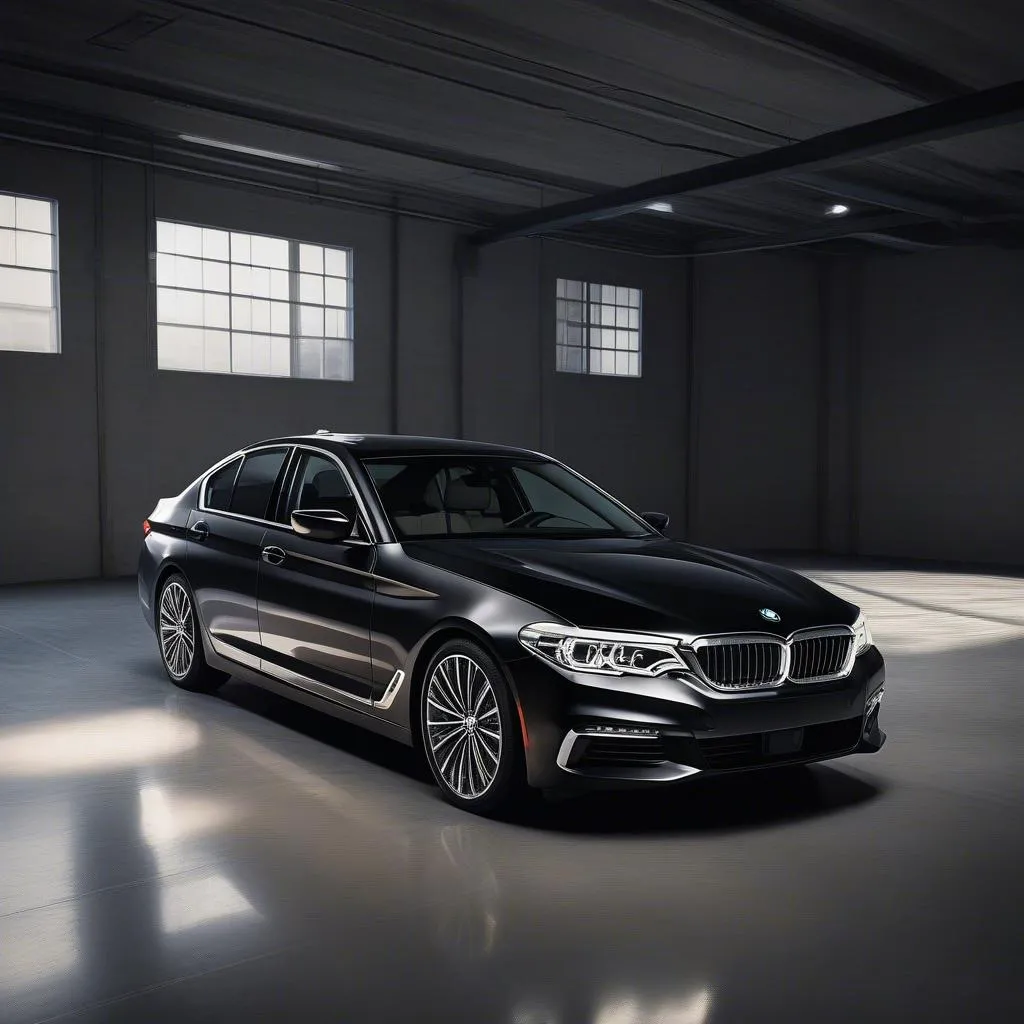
[420,638,528,816]
[156,573,228,693]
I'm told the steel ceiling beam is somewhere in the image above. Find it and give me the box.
[665,0,966,102]
[687,213,922,254]
[470,77,1024,246]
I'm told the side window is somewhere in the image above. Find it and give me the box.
[288,452,361,534]
[230,449,288,519]
[512,467,608,527]
[204,457,242,511]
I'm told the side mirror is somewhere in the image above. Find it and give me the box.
[641,512,670,532]
[291,509,354,542]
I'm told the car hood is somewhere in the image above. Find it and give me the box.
[402,536,856,636]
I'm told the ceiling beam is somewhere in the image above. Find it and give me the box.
[470,77,1024,245]
[687,213,922,254]
[664,0,966,102]
[783,174,966,222]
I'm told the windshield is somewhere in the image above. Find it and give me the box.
[361,455,654,540]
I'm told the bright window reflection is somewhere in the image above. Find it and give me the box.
[1,800,74,915]
[803,568,1024,654]
[138,783,236,845]
[0,710,199,777]
[0,901,79,996]
[160,872,258,934]
[593,988,713,1024]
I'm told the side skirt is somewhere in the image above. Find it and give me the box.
[204,638,414,748]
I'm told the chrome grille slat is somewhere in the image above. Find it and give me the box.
[694,639,785,690]
[692,628,854,690]
[788,632,854,683]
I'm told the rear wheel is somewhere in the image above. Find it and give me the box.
[156,573,227,693]
[421,638,527,815]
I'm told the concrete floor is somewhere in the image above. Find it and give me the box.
[0,564,1022,1024]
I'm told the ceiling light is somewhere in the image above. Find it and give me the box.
[825,203,850,217]
[645,201,674,213]
[178,135,341,171]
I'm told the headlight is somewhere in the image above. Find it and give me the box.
[518,623,687,677]
[853,612,874,655]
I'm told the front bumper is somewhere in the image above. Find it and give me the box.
[508,645,886,789]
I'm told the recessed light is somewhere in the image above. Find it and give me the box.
[178,135,341,171]
[645,201,674,213]
[825,203,850,217]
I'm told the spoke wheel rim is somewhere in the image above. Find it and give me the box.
[426,654,502,800]
[159,581,195,680]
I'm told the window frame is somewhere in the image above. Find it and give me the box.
[358,452,655,541]
[153,218,354,381]
[0,190,61,355]
[198,444,377,543]
[555,278,642,378]
[198,446,292,524]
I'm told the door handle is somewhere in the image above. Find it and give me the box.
[189,520,210,541]
[262,546,286,566]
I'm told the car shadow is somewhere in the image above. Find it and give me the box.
[522,763,887,836]
[212,680,886,835]
[215,677,433,783]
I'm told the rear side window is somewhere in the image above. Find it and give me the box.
[230,449,289,519]
[204,458,241,511]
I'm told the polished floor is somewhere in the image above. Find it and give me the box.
[1,564,1022,1024]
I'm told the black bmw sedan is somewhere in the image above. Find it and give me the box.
[139,431,885,814]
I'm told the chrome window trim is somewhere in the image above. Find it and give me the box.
[290,444,379,544]
[196,443,378,543]
[198,444,293,527]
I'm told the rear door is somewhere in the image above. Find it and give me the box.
[256,448,380,705]
[187,446,292,670]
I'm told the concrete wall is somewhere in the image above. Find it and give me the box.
[5,136,1021,584]
[0,141,101,584]
[0,140,698,584]
[855,247,1024,565]
[690,253,821,551]
[461,239,689,530]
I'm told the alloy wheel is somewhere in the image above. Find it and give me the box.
[426,654,503,799]
[159,580,195,680]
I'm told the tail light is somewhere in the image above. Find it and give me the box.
[142,519,152,536]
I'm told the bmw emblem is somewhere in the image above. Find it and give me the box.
[759,607,781,623]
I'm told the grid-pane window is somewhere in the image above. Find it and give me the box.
[156,220,353,380]
[0,192,60,353]
[556,278,640,377]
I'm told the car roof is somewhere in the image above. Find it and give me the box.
[252,432,548,459]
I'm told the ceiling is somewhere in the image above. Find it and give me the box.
[1,0,1022,253]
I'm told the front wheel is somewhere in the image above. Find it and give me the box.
[421,639,528,815]
[156,573,227,693]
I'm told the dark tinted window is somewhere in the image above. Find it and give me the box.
[230,449,288,519]
[290,453,355,517]
[204,458,241,511]
[363,456,650,539]
[512,468,607,528]
[283,452,365,537]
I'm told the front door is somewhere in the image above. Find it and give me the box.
[187,447,291,670]
[256,449,378,705]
